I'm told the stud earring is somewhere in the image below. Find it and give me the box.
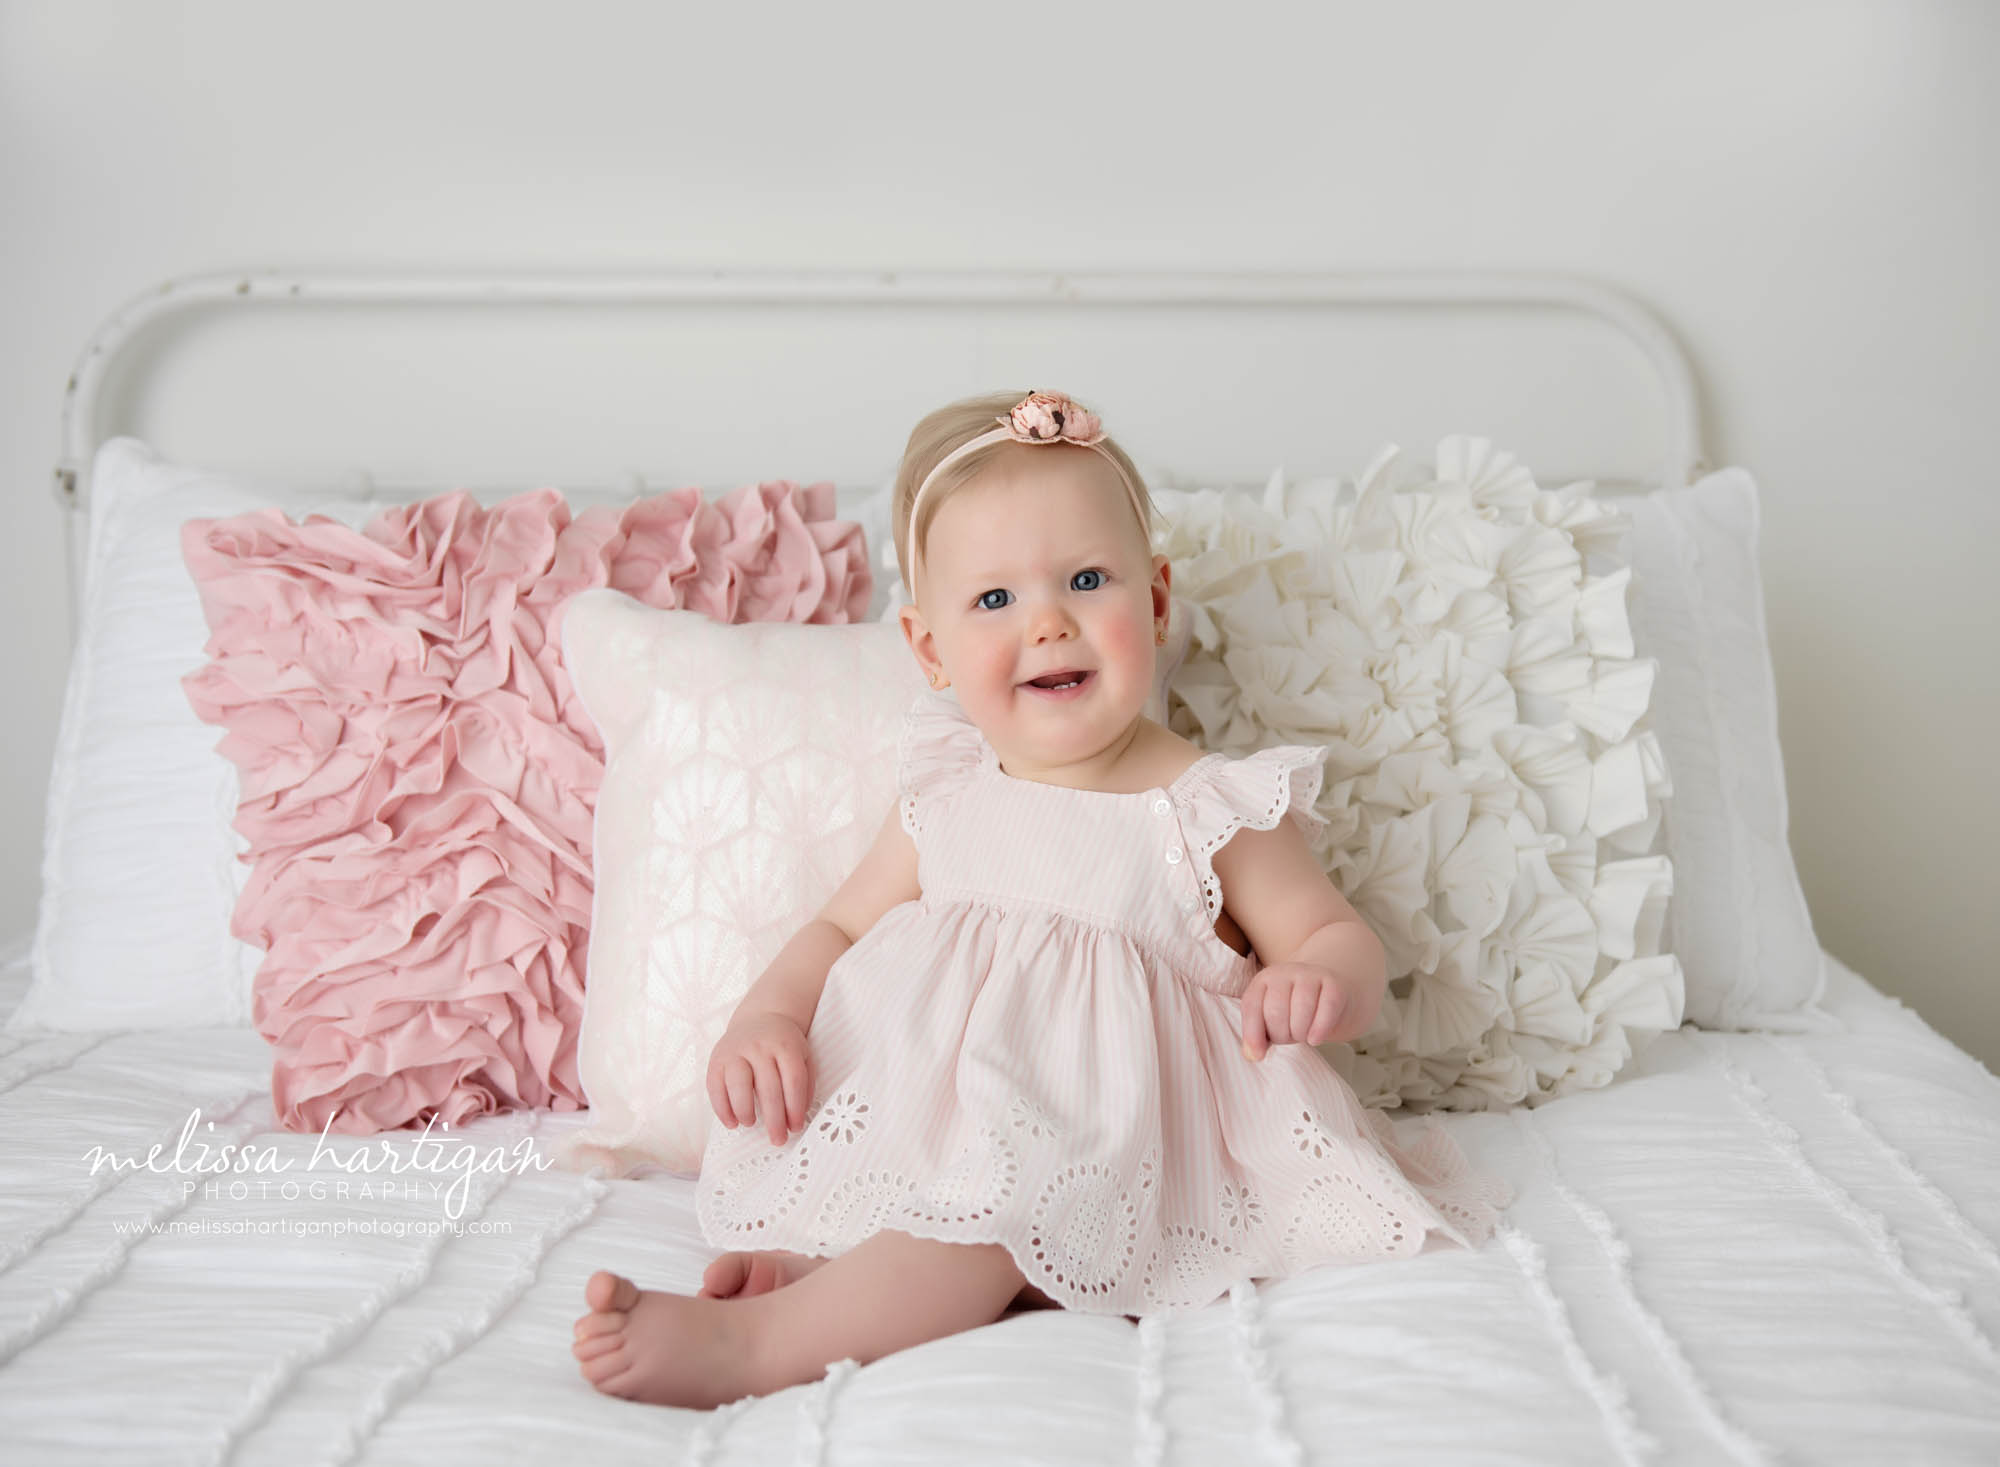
[930,670,948,689]
[1155,624,1168,645]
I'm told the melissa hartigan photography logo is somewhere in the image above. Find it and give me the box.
[80,1108,554,1239]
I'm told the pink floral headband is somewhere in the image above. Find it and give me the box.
[906,390,1148,607]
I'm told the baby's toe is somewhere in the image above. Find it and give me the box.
[584,1269,639,1314]
[699,1251,750,1299]
[571,1329,623,1362]
[580,1344,630,1391]
[574,1308,624,1342]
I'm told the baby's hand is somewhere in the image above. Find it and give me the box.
[1240,962,1347,1062]
[707,1010,812,1145]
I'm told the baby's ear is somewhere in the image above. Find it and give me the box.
[898,604,938,674]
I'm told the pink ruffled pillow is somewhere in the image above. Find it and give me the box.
[181,482,870,1135]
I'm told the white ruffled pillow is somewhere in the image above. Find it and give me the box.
[1152,438,1685,1111]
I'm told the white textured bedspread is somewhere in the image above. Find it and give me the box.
[1,945,1996,1466]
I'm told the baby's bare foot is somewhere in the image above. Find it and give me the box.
[698,1249,825,1300]
[572,1269,763,1408]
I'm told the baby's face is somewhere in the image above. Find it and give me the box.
[902,444,1168,777]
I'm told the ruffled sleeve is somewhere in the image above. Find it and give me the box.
[897,691,986,839]
[1179,744,1330,921]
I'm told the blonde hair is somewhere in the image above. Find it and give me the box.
[892,390,1157,604]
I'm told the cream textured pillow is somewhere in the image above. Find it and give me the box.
[1153,438,1685,1111]
[557,591,934,1177]
[562,572,1194,1177]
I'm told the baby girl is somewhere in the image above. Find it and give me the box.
[572,389,1509,1408]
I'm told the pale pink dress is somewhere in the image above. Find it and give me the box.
[696,690,1511,1315]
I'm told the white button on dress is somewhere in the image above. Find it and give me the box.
[1152,797,1173,816]
[1165,846,1184,865]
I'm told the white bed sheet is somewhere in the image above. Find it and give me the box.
[1,939,1996,1466]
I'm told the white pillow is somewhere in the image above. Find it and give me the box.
[1173,461,1826,1039]
[20,440,378,1029]
[869,455,1826,1037]
[1626,470,1829,1029]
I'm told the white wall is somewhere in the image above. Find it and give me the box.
[2,0,1994,1065]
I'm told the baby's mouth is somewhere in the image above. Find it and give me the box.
[1021,669,1093,693]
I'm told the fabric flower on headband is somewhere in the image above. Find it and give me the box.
[1003,390,1104,446]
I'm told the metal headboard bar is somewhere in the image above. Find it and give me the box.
[50,269,1704,640]
[55,267,1705,511]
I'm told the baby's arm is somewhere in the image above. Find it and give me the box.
[1208,818,1386,1061]
[707,800,922,1141]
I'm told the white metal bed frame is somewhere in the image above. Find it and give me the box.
[51,268,1707,635]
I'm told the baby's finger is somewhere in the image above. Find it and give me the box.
[1290,981,1318,1047]
[1241,976,1270,1061]
[724,1060,756,1132]
[753,1054,787,1144]
[1263,980,1294,1046]
[707,1059,734,1127]
[1307,981,1344,1045]
[779,1049,810,1134]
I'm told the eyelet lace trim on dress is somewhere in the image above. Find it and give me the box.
[1182,747,1330,923]
[897,692,983,839]
[700,1078,1500,1312]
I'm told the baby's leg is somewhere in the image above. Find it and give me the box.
[703,1247,1059,1311]
[573,1229,1028,1407]
[699,1249,824,1299]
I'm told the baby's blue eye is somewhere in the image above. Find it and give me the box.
[974,570,1106,612]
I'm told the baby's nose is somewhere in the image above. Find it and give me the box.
[1027,607,1076,640]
